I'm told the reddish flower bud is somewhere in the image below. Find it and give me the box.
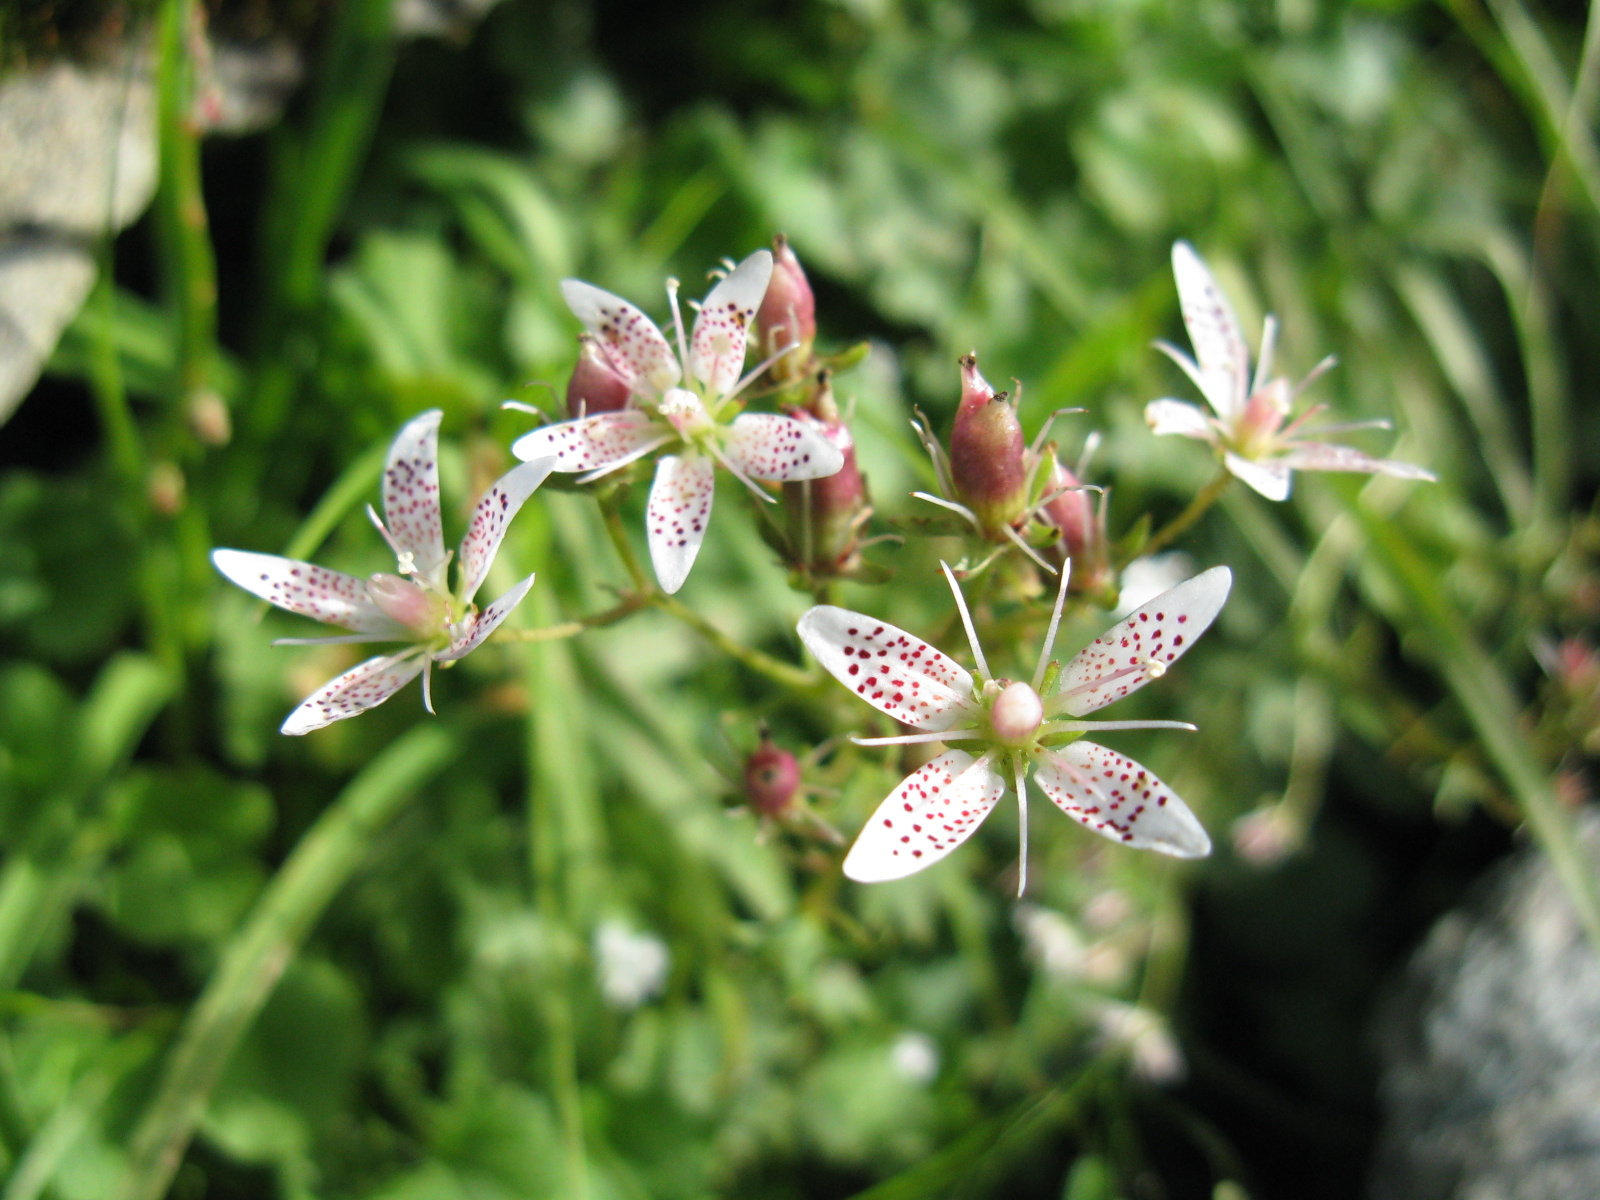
[950,354,1028,535]
[565,334,634,418]
[744,732,801,816]
[1043,459,1111,595]
[756,234,817,383]
[783,374,866,574]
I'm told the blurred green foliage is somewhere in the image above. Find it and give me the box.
[4,0,1600,1197]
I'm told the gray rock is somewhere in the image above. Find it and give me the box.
[1370,809,1600,1200]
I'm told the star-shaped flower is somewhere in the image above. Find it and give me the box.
[511,249,845,593]
[1146,241,1435,501]
[212,410,555,734]
[798,561,1231,893]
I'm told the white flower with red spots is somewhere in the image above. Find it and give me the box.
[1146,241,1435,501]
[212,410,555,734]
[798,562,1231,894]
[510,249,844,593]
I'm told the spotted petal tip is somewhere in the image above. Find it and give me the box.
[280,651,426,735]
[842,751,1005,883]
[211,548,402,636]
[724,412,845,481]
[560,279,681,393]
[646,454,715,594]
[1036,743,1211,858]
[383,410,448,586]
[456,457,554,604]
[690,249,773,397]
[1171,241,1249,421]
[797,605,975,732]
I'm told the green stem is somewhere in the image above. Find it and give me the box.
[1347,485,1600,950]
[120,725,457,1200]
[596,492,817,689]
[155,0,217,409]
[494,595,650,642]
[1138,469,1231,559]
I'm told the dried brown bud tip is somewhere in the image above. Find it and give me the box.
[950,353,1027,534]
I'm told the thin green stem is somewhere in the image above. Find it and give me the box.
[494,595,650,642]
[120,725,457,1200]
[597,491,652,594]
[1138,469,1232,559]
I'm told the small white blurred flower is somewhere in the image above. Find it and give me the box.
[1082,888,1133,933]
[594,920,670,1009]
[1095,1002,1184,1084]
[1231,804,1300,867]
[1083,940,1130,987]
[890,1031,940,1084]
[1014,904,1086,979]
[1115,552,1195,618]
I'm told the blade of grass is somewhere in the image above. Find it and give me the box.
[119,723,457,1200]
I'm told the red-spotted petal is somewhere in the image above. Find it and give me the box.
[1145,398,1216,440]
[724,412,845,481]
[212,549,404,635]
[383,410,448,586]
[511,409,670,475]
[1055,565,1231,716]
[1034,743,1210,857]
[1172,242,1249,420]
[560,280,681,393]
[797,605,976,732]
[689,249,771,396]
[645,453,715,595]
[843,750,1005,882]
[456,459,554,604]
[1281,442,1436,481]
[280,651,426,735]
[436,572,536,662]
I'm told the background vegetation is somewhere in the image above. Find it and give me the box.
[4,0,1600,1197]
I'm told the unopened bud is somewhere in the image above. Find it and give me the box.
[147,462,186,515]
[949,354,1027,535]
[566,334,634,417]
[756,234,816,383]
[186,389,232,445]
[1043,459,1111,595]
[744,732,801,816]
[783,374,866,574]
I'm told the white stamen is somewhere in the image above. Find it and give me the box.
[1292,354,1338,400]
[273,633,396,646]
[1028,407,1087,457]
[913,491,980,531]
[665,277,691,371]
[1013,754,1030,899]
[500,400,547,417]
[1041,719,1197,734]
[1252,315,1278,395]
[1034,556,1073,690]
[421,657,435,714]
[1075,431,1102,478]
[1003,523,1058,575]
[704,440,777,504]
[850,730,983,747]
[940,560,991,681]
[722,337,801,405]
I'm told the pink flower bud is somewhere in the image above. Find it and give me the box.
[756,234,817,383]
[783,375,866,574]
[744,732,801,816]
[565,334,633,418]
[366,573,446,636]
[950,354,1027,535]
[990,681,1043,744]
[1043,459,1112,596]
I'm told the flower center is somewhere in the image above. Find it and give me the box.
[990,680,1044,745]
[658,387,714,438]
[366,573,449,637]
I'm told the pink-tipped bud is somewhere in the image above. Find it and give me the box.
[565,334,634,418]
[950,354,1028,535]
[1043,459,1111,596]
[1235,377,1289,454]
[756,234,817,383]
[783,374,867,574]
[990,681,1044,744]
[366,573,446,636]
[744,733,801,816]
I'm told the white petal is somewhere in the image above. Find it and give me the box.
[511,409,670,475]
[1144,399,1216,440]
[645,454,715,595]
[456,458,554,604]
[723,413,845,481]
[1281,442,1436,482]
[843,751,1006,883]
[1223,451,1293,501]
[797,605,976,732]
[383,410,449,587]
[1034,743,1211,857]
[560,279,681,393]
[1171,241,1249,420]
[280,651,426,735]
[689,249,772,397]
[211,549,403,635]
[1056,565,1231,717]
[436,572,536,662]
